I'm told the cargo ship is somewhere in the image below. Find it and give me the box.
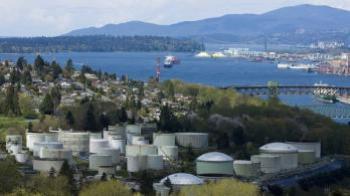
[313,82,337,103]
[163,55,180,68]
[337,95,350,105]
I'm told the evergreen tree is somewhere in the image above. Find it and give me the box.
[50,61,62,80]
[9,69,20,84]
[50,86,61,111]
[49,167,56,177]
[84,103,97,131]
[99,113,110,130]
[21,69,32,85]
[4,85,21,116]
[65,111,75,127]
[65,59,75,73]
[118,107,128,123]
[158,104,180,132]
[100,172,107,181]
[27,122,33,132]
[0,74,5,86]
[34,55,45,74]
[16,56,27,70]
[39,93,54,115]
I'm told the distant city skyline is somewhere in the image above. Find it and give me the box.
[0,0,349,37]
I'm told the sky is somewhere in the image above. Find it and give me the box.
[0,0,350,37]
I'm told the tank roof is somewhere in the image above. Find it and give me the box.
[160,173,204,185]
[197,152,233,162]
[260,142,298,153]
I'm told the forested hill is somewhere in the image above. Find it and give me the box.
[0,35,203,53]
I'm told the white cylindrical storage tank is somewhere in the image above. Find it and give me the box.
[127,156,140,173]
[131,136,146,145]
[97,148,120,164]
[196,152,234,177]
[109,139,125,154]
[6,135,22,152]
[251,154,282,174]
[9,145,22,155]
[108,125,125,135]
[15,152,29,164]
[175,132,208,149]
[33,142,63,157]
[160,173,204,190]
[98,166,116,175]
[126,124,141,135]
[89,155,113,170]
[33,159,64,173]
[158,146,178,160]
[58,131,90,156]
[39,148,73,163]
[260,142,298,170]
[89,139,110,154]
[286,142,321,158]
[298,150,316,165]
[147,155,164,170]
[44,133,58,142]
[89,132,102,139]
[26,133,46,151]
[153,133,175,147]
[233,160,259,178]
[126,145,158,156]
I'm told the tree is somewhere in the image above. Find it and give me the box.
[0,74,5,86]
[0,158,21,194]
[34,55,45,74]
[84,103,97,131]
[59,160,75,194]
[79,180,133,196]
[49,167,56,177]
[64,59,75,75]
[16,56,27,70]
[39,93,54,115]
[21,70,32,85]
[26,174,70,196]
[9,69,21,84]
[99,113,110,131]
[158,104,180,132]
[50,61,62,80]
[4,84,21,116]
[50,86,61,111]
[65,111,75,127]
[19,94,37,119]
[118,107,128,123]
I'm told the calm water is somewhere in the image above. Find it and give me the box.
[1,52,350,116]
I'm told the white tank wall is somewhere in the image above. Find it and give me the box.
[89,132,102,139]
[89,139,110,154]
[175,133,208,149]
[58,132,90,155]
[89,155,113,170]
[109,139,125,154]
[26,133,46,151]
[39,148,73,163]
[126,125,142,135]
[153,133,175,147]
[98,166,116,175]
[33,159,64,173]
[298,150,316,164]
[33,142,63,157]
[127,155,147,172]
[261,152,298,170]
[96,148,120,164]
[126,145,158,157]
[15,152,29,164]
[286,142,321,158]
[147,155,164,170]
[158,146,178,160]
[233,160,259,178]
[131,136,146,145]
[44,133,58,142]
[9,145,21,155]
[251,155,282,174]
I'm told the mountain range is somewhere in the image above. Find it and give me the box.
[65,4,350,43]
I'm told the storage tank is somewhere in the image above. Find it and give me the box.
[96,148,120,164]
[26,132,46,151]
[15,152,29,164]
[98,166,116,175]
[89,132,102,139]
[33,159,64,173]
[39,148,72,163]
[251,154,281,174]
[6,135,22,152]
[196,152,234,177]
[131,136,147,145]
[89,139,110,154]
[44,133,58,142]
[175,132,208,149]
[260,142,298,170]
[58,131,90,156]
[127,155,147,172]
[33,142,63,157]
[147,155,164,170]
[9,144,21,155]
[126,145,157,157]
[153,133,175,147]
[158,146,178,160]
[298,150,316,165]
[286,142,321,158]
[89,155,113,170]
[126,124,142,135]
[233,160,259,178]
[109,139,125,154]
[159,173,204,190]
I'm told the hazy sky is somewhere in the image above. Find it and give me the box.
[0,0,349,37]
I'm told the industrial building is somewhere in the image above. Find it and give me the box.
[196,152,234,177]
